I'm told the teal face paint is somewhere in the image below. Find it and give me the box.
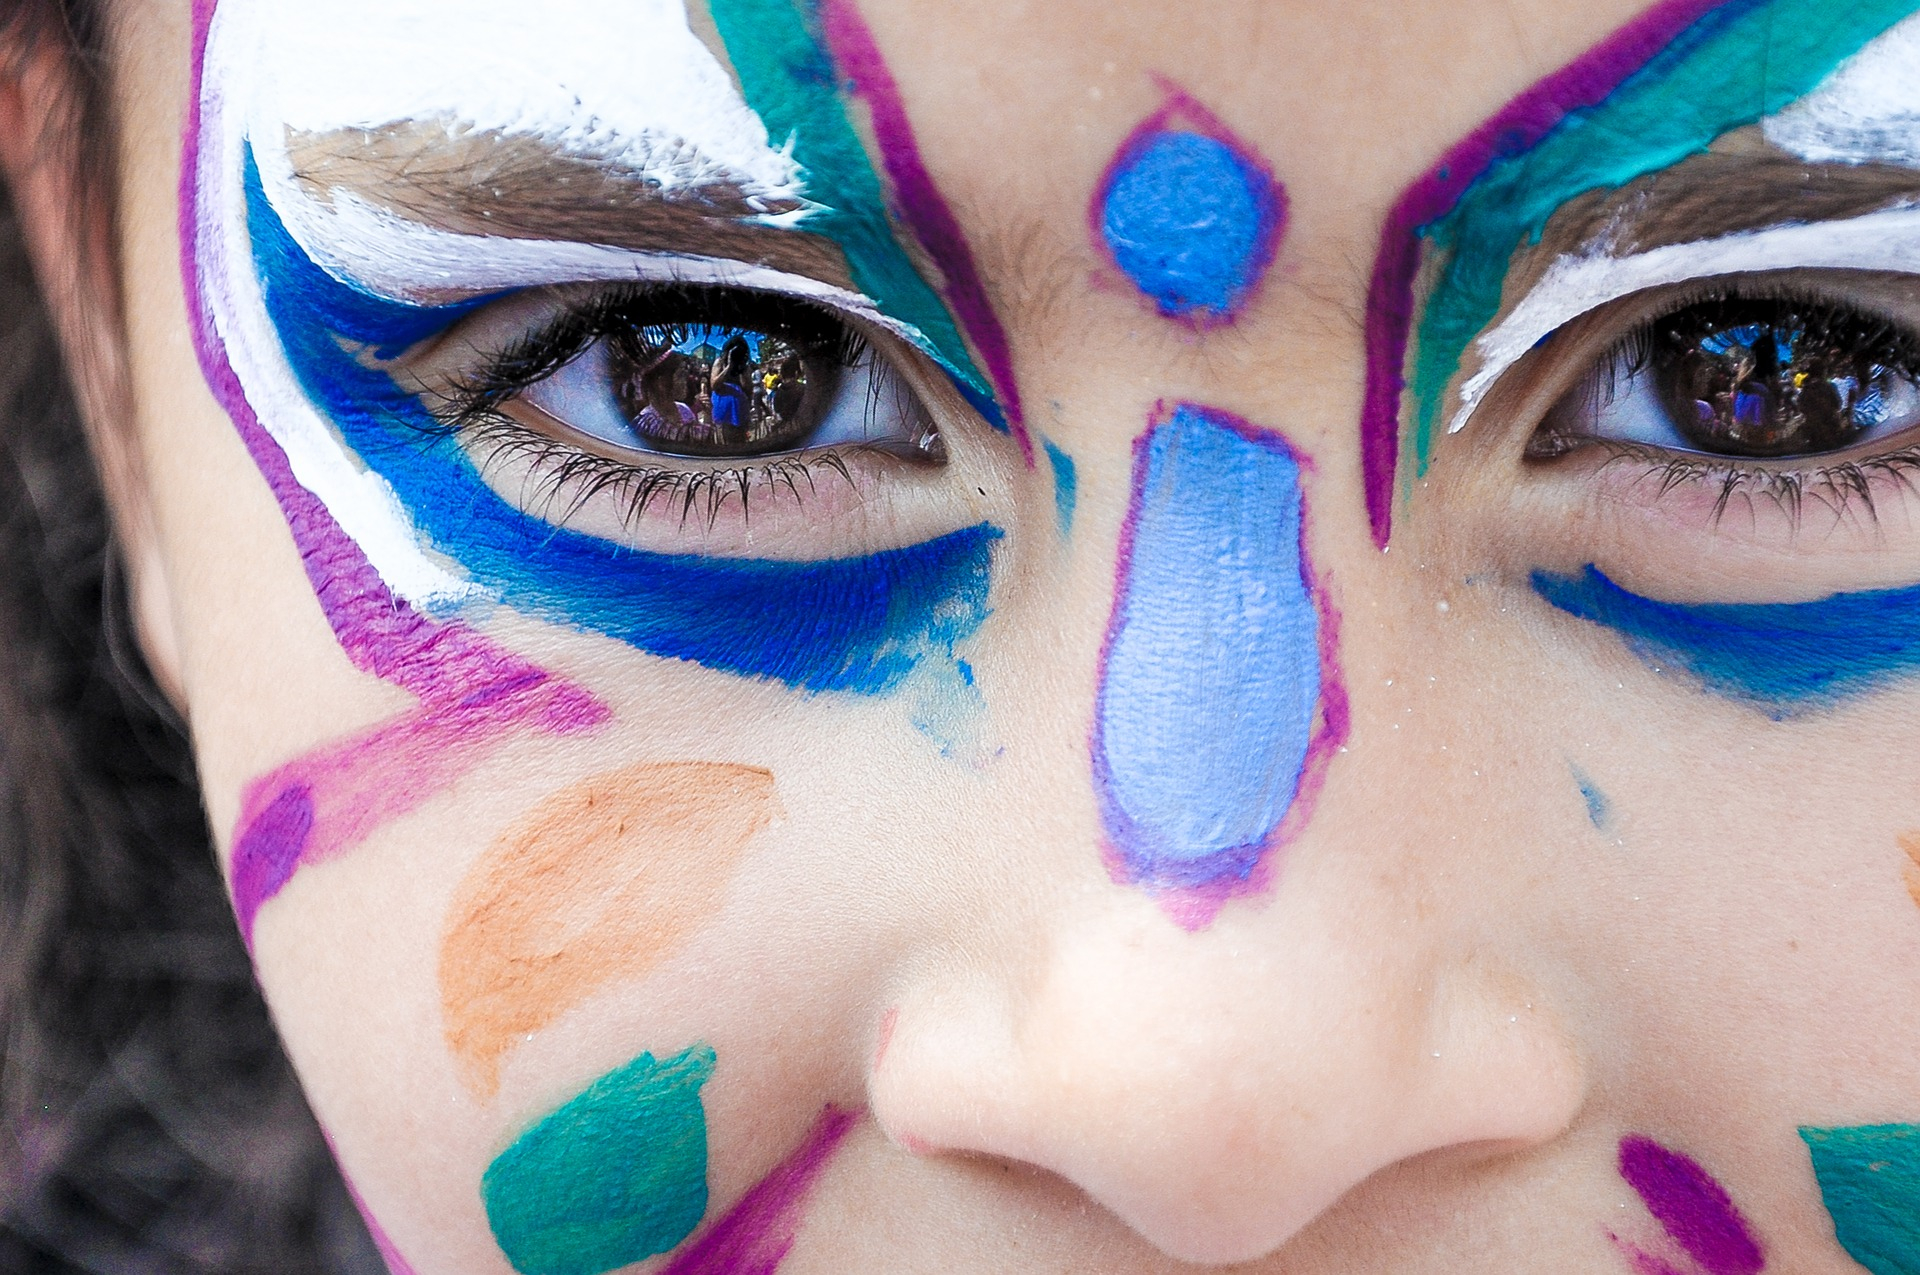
[1411,0,1918,477]
[483,1046,717,1275]
[1362,0,1920,544]
[702,0,1021,448]
[1044,439,1078,536]
[1801,1125,1920,1275]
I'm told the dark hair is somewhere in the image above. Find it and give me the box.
[0,3,382,1268]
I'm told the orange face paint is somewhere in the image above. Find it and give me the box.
[440,761,776,1099]
[1902,832,1920,911]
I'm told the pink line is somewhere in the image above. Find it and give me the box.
[1359,0,1732,546]
[815,0,1033,466]
[661,1106,860,1275]
[181,0,608,945]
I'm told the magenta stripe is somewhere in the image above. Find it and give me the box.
[661,1106,859,1275]
[816,0,1032,465]
[181,0,607,943]
[1360,0,1732,546]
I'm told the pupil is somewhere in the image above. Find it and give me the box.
[609,325,825,458]
[1653,301,1896,459]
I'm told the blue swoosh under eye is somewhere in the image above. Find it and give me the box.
[1533,563,1920,714]
[245,151,1001,697]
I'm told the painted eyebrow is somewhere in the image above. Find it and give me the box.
[285,122,860,292]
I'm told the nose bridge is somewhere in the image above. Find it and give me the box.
[1093,403,1347,917]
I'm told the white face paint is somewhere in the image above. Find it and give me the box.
[251,0,803,205]
[1444,16,1920,439]
[1450,205,1920,437]
[1765,11,1920,169]
[194,0,848,609]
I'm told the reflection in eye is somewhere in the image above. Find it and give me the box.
[450,285,946,466]
[1531,291,1920,463]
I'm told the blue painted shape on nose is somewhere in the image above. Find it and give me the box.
[1093,404,1337,894]
[1096,119,1285,323]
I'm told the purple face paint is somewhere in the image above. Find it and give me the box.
[182,0,609,943]
[1360,0,1730,545]
[1619,1135,1767,1275]
[1092,86,1286,326]
[660,1106,858,1275]
[1092,403,1347,926]
[816,0,1032,465]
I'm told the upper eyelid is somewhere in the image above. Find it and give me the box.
[257,141,936,361]
[1448,205,1920,440]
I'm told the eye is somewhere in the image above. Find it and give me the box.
[1529,291,1920,463]
[475,285,946,465]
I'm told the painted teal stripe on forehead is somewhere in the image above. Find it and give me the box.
[1407,0,1920,478]
[704,0,1005,431]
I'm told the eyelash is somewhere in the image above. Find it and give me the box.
[420,284,898,527]
[1530,279,1920,529]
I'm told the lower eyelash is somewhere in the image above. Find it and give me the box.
[1578,438,1920,529]
[456,410,863,530]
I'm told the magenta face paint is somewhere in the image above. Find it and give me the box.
[1618,1135,1767,1275]
[1092,85,1286,326]
[182,0,609,943]
[660,1106,858,1275]
[816,0,1032,465]
[1359,0,1729,545]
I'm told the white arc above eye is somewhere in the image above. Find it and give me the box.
[1453,205,1920,438]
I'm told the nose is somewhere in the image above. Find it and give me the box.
[867,892,1587,1265]
[868,402,1584,1265]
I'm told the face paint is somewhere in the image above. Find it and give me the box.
[812,0,1032,463]
[1043,439,1079,536]
[703,0,1025,455]
[1572,764,1613,833]
[1800,1124,1920,1275]
[1092,88,1286,325]
[1618,1135,1767,1275]
[483,1045,716,1275]
[1901,833,1920,910]
[1454,205,1920,440]
[327,1135,421,1275]
[1362,0,1920,546]
[1092,404,1346,921]
[1534,565,1920,714]
[441,762,776,1099]
[187,0,1015,930]
[187,1,613,943]
[660,1106,858,1275]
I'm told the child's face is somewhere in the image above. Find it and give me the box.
[98,0,1920,1268]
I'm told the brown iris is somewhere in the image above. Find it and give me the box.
[1649,298,1914,459]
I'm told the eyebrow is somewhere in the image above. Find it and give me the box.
[1511,145,1920,302]
[284,122,861,292]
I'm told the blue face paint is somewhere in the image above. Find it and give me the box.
[1534,565,1920,715]
[1093,405,1345,900]
[1571,763,1612,833]
[1094,96,1285,324]
[1043,439,1078,536]
[246,153,1001,698]
[1800,1125,1920,1275]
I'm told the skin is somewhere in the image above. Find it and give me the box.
[6,0,1920,1270]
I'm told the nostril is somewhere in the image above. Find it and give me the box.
[871,910,1587,1267]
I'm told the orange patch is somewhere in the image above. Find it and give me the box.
[1901,833,1920,911]
[440,761,776,1099]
